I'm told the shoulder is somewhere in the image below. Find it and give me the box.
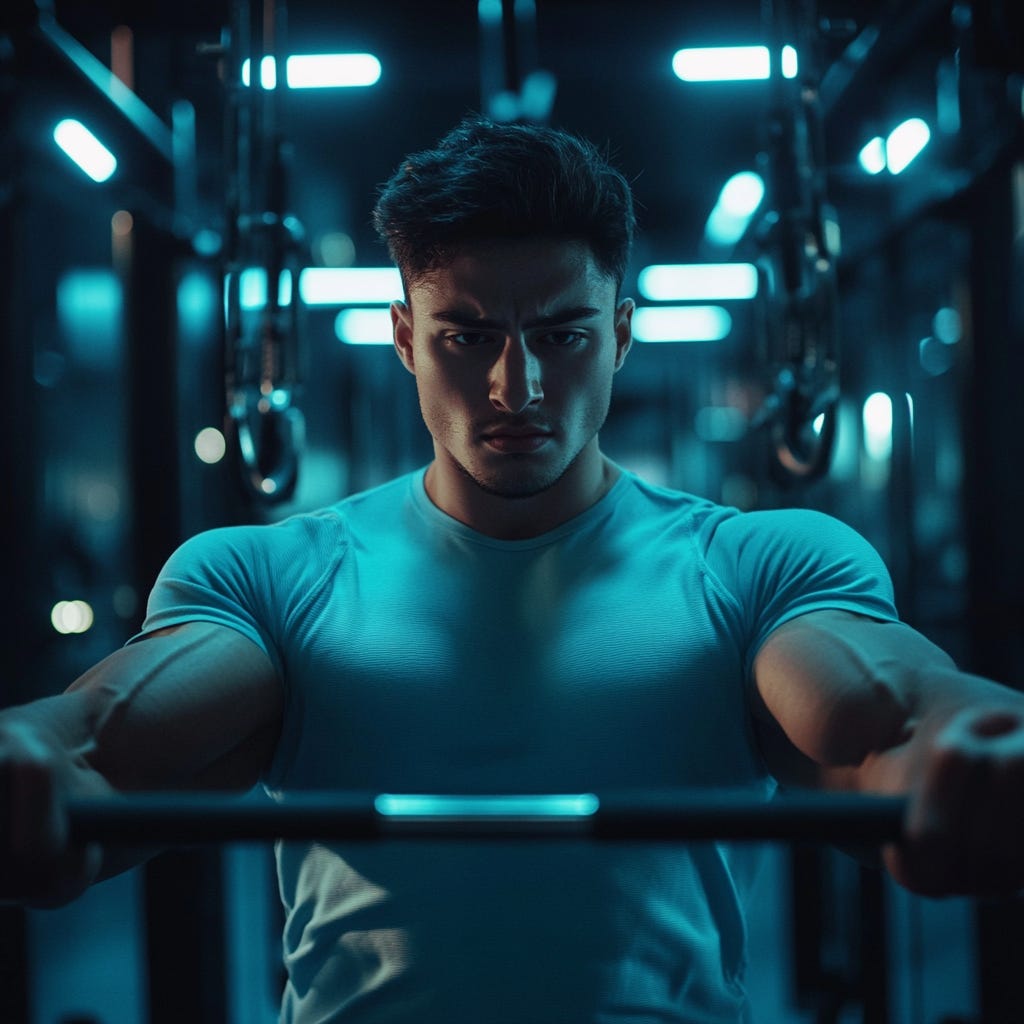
[615,471,739,539]
[164,506,348,578]
[164,470,424,582]
[711,507,889,582]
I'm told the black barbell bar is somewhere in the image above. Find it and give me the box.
[66,789,907,846]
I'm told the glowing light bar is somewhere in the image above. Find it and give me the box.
[672,46,770,82]
[236,268,293,310]
[53,119,117,182]
[886,118,931,174]
[289,53,381,88]
[862,392,893,461]
[781,45,799,79]
[335,308,393,345]
[300,267,402,305]
[705,171,765,246]
[858,137,886,175]
[632,306,732,343]
[375,794,600,818]
[638,263,757,301]
[242,54,382,89]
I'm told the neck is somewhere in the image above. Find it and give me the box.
[424,446,619,540]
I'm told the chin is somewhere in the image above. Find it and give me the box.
[462,460,564,500]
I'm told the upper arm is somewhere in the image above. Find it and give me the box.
[59,620,283,792]
[751,610,955,785]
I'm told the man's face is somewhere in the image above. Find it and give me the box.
[391,238,633,504]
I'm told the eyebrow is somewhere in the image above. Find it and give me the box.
[430,305,604,330]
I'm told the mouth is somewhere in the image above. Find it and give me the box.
[481,426,553,453]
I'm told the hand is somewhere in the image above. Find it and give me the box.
[0,718,101,907]
[885,705,1024,897]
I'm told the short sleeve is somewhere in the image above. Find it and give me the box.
[130,526,284,672]
[701,508,900,679]
[129,509,348,680]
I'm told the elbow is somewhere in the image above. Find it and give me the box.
[811,679,914,768]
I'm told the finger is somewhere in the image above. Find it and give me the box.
[960,749,1024,895]
[1,725,99,905]
[954,712,1024,897]
[888,739,978,896]
[8,732,64,863]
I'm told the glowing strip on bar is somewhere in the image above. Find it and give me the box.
[300,267,402,304]
[375,794,600,818]
[638,263,757,301]
[53,119,117,182]
[632,306,732,343]
[242,54,382,89]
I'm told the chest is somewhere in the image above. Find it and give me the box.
[277,534,762,793]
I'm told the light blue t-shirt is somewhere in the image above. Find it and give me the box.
[139,467,898,1023]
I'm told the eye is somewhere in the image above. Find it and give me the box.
[538,330,586,347]
[444,331,493,347]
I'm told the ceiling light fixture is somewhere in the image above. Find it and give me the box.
[242,53,382,89]
[53,119,117,182]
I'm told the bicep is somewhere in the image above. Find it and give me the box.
[62,620,283,791]
[751,610,954,783]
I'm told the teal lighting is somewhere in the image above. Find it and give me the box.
[242,53,382,89]
[695,406,747,442]
[632,306,732,343]
[299,267,402,304]
[334,307,393,345]
[478,0,502,25]
[288,53,381,88]
[375,794,600,818]
[862,392,893,461]
[672,46,770,82]
[235,268,293,310]
[858,119,931,176]
[781,45,799,79]
[638,263,758,301]
[886,118,931,174]
[858,136,886,175]
[53,119,117,182]
[177,270,218,345]
[705,171,765,246]
[57,269,123,368]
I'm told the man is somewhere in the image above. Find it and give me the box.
[2,116,1024,1023]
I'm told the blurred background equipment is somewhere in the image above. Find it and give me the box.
[1,0,1022,1022]
[222,0,307,504]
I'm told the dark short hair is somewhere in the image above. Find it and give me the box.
[372,115,636,293]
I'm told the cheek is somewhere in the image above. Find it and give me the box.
[415,362,476,432]
[568,361,615,410]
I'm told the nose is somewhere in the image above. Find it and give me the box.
[489,336,543,414]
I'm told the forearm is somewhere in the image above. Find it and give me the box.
[834,666,1024,797]
[0,696,160,906]
[755,610,1021,788]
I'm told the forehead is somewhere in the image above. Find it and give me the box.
[408,239,615,317]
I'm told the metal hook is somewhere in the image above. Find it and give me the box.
[223,211,306,503]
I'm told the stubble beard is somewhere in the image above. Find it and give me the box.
[453,451,567,500]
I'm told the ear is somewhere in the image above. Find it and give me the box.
[391,300,416,375]
[613,297,634,371]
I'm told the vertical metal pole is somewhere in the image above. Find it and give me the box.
[124,156,228,1024]
[964,153,1024,1024]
